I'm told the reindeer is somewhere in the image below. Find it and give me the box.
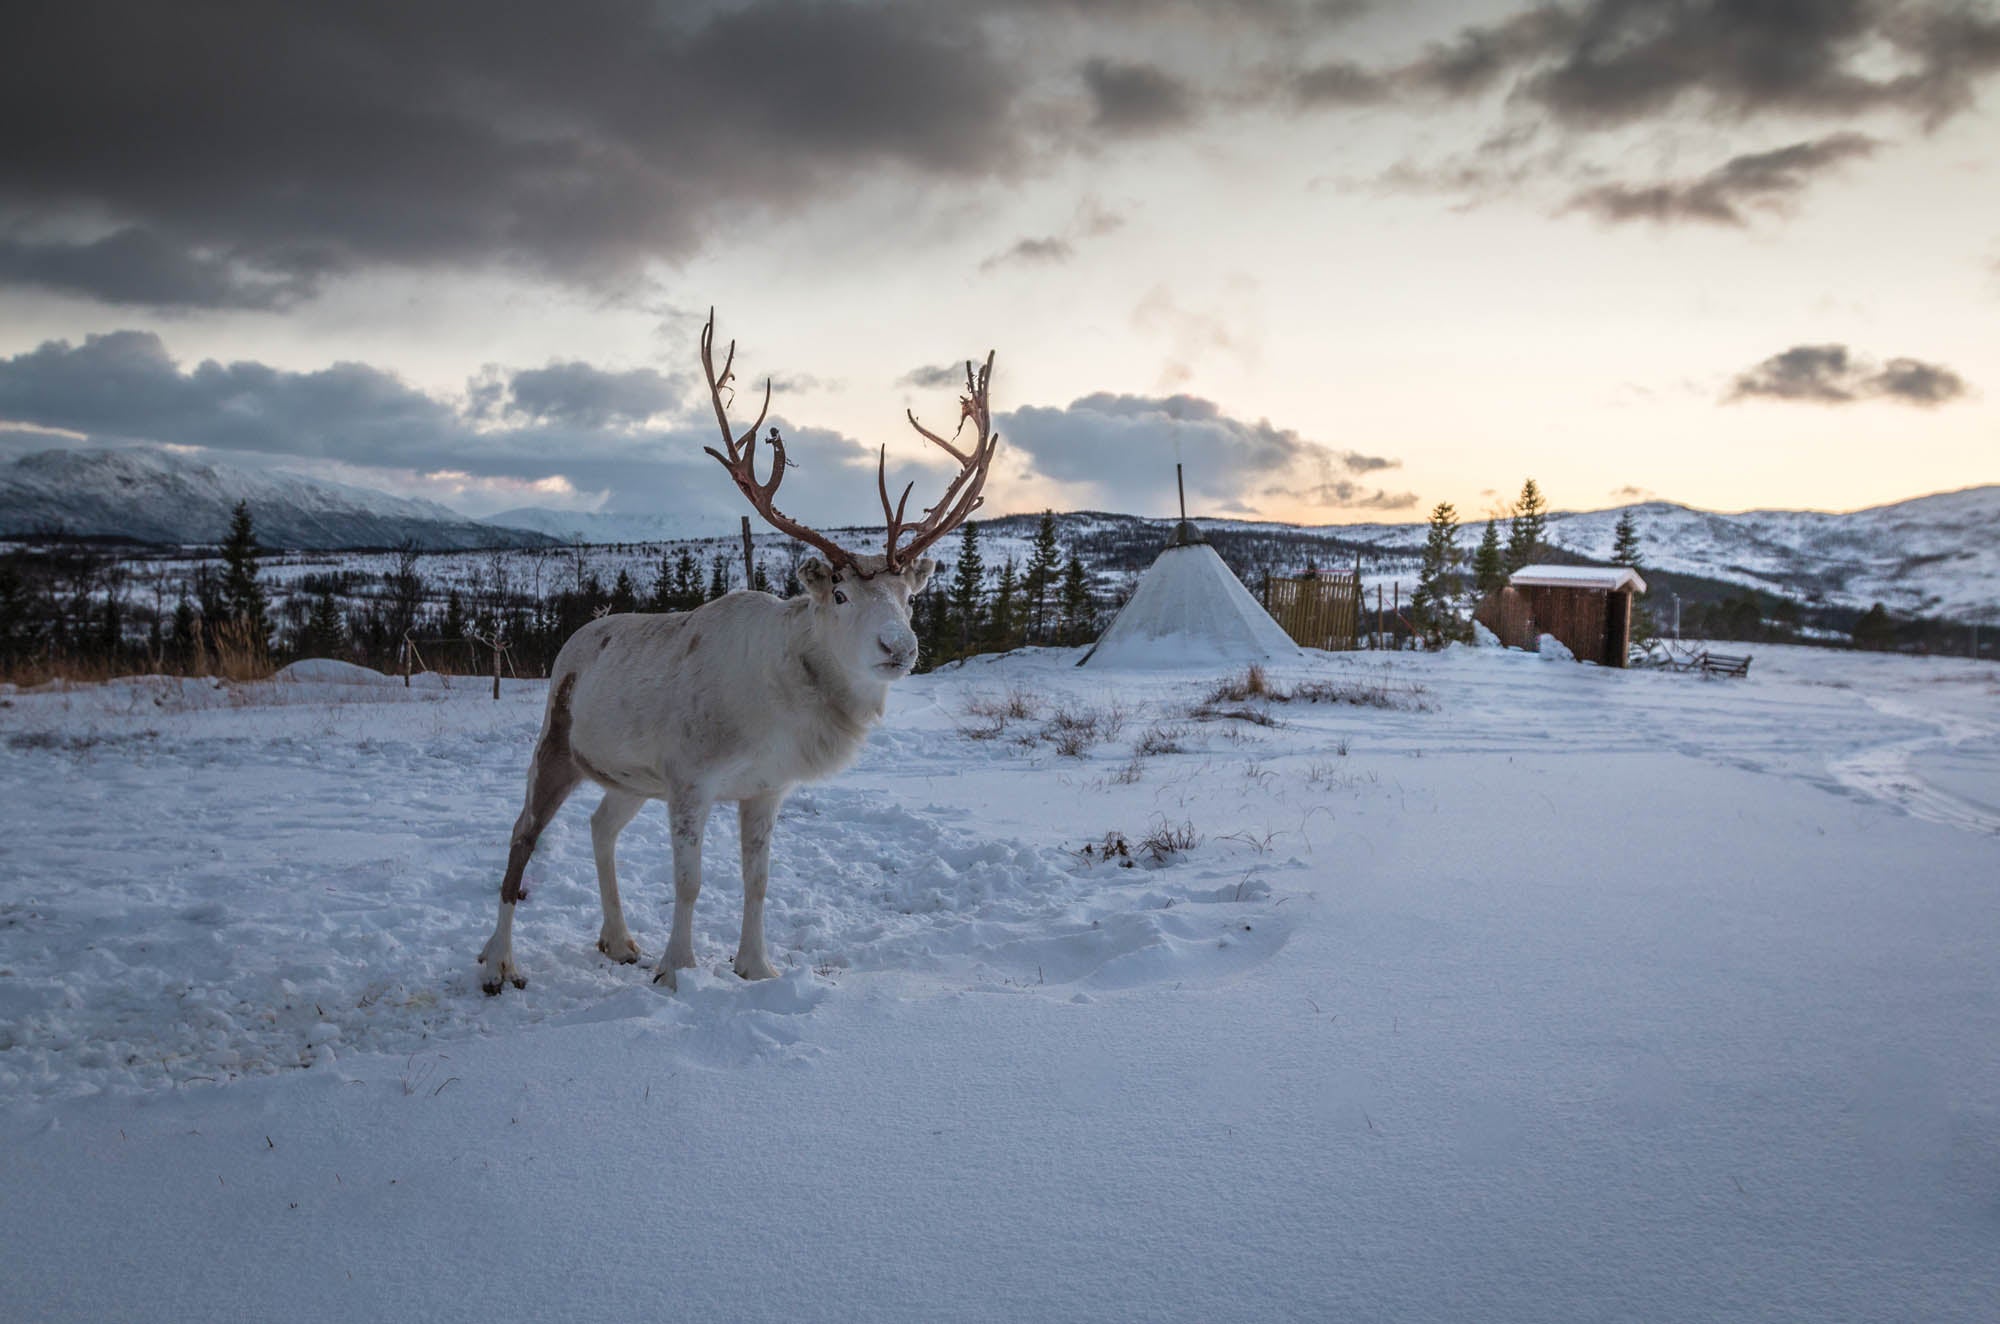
[477,312,999,994]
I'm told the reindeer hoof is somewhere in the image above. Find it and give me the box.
[597,932,641,965]
[478,948,526,995]
[733,954,780,981]
[652,965,678,992]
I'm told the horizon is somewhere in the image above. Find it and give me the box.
[2,3,1996,529]
[4,439,1995,538]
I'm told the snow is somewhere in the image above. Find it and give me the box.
[1510,564,1646,593]
[3,645,1998,1321]
[275,658,402,686]
[1536,632,1576,661]
[1080,541,1301,668]
[0,447,538,550]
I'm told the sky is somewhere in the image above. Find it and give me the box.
[0,0,1994,534]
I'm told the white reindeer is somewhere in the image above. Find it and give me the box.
[477,312,998,994]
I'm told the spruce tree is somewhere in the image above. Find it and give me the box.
[442,589,467,639]
[0,554,37,672]
[1852,603,1894,651]
[988,558,1019,651]
[660,546,700,610]
[304,587,346,657]
[1473,519,1506,595]
[707,554,730,601]
[1022,510,1060,643]
[1611,510,1643,569]
[650,549,677,609]
[751,560,772,594]
[1505,479,1547,572]
[609,569,638,613]
[949,523,985,653]
[1058,553,1091,645]
[170,593,199,668]
[1411,501,1464,646]
[219,501,269,642]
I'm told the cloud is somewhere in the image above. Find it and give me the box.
[1081,58,1200,133]
[980,235,1077,272]
[0,330,941,526]
[0,3,1024,308]
[979,195,1125,272]
[1292,2,2000,215]
[1001,392,1413,515]
[1725,344,1970,406]
[898,363,969,390]
[1523,0,2000,128]
[1292,1,2000,127]
[498,362,686,427]
[1566,133,1878,226]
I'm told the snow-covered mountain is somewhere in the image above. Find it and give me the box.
[0,448,552,550]
[1535,488,2000,620]
[479,506,713,546]
[1224,487,1997,620]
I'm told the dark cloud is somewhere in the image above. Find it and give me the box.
[0,2,1022,308]
[1524,0,1999,127]
[0,228,321,311]
[1725,344,1970,406]
[980,196,1124,272]
[1566,133,1878,225]
[501,362,685,427]
[980,236,1077,272]
[1292,2,2000,162]
[1002,392,1411,514]
[0,330,935,525]
[898,363,969,390]
[1081,58,1201,133]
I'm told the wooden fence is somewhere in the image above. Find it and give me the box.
[1264,572,1362,651]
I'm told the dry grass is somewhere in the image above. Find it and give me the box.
[1040,699,1130,757]
[1191,664,1431,719]
[963,684,1045,722]
[1134,722,1190,757]
[1138,819,1200,863]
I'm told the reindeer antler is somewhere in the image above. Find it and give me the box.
[881,350,999,570]
[698,309,858,573]
[699,310,999,578]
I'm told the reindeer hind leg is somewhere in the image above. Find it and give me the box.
[479,677,584,995]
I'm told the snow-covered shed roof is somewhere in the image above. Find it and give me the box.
[1509,564,1647,593]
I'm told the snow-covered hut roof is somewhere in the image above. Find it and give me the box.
[1509,564,1646,594]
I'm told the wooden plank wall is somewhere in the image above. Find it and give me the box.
[1474,586,1631,666]
[1474,587,1536,649]
[1267,573,1361,650]
[1526,586,1608,663]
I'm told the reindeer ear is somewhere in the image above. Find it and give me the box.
[798,557,836,601]
[905,556,938,593]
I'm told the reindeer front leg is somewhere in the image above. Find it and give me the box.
[655,791,709,990]
[734,791,784,981]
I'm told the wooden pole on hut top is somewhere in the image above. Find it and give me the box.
[740,515,754,589]
[1176,463,1186,523]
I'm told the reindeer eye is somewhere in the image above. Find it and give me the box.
[833,589,848,605]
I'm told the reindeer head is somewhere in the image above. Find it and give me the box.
[698,309,992,683]
[796,552,936,682]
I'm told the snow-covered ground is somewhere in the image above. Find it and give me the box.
[3,643,1997,1321]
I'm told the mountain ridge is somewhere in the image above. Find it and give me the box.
[0,448,553,550]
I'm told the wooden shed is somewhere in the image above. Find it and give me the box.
[1475,565,1647,667]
